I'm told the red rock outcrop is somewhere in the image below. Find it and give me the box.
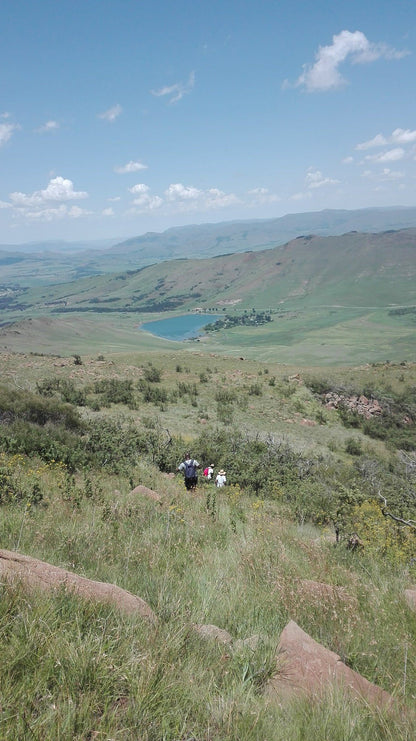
[0,549,157,624]
[267,620,393,711]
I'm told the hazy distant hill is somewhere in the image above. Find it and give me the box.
[3,206,416,288]
[107,206,416,264]
[5,228,415,319]
[0,237,122,254]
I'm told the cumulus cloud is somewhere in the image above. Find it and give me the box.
[21,204,91,222]
[151,71,195,103]
[164,183,238,210]
[356,133,387,150]
[305,169,340,189]
[165,183,202,201]
[129,183,163,211]
[364,147,405,163]
[7,177,90,222]
[102,207,114,216]
[0,120,19,146]
[289,30,408,92]
[114,160,148,174]
[247,187,281,205]
[391,128,416,144]
[35,120,59,133]
[127,181,239,215]
[98,104,122,122]
[362,167,404,182]
[10,176,88,207]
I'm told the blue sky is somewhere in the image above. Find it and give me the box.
[1,0,416,244]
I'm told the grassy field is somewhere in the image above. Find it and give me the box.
[1,304,415,366]
[0,347,415,738]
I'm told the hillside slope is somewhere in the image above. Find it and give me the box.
[3,206,416,287]
[3,228,415,316]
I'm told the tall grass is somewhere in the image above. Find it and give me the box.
[0,460,415,739]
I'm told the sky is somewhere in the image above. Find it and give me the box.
[1,0,416,244]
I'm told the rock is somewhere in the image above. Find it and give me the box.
[299,580,358,610]
[0,549,157,624]
[234,634,262,652]
[405,589,416,611]
[129,485,162,503]
[193,624,233,645]
[266,620,393,711]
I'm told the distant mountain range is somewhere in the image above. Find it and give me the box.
[2,206,416,287]
[4,227,416,319]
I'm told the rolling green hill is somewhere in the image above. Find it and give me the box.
[3,228,416,314]
[1,228,415,365]
[3,206,416,288]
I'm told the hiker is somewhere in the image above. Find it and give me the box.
[203,464,214,480]
[215,469,226,488]
[177,452,199,490]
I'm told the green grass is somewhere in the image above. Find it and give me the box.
[0,350,415,738]
[0,460,415,739]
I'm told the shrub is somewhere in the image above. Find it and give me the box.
[143,366,162,383]
[345,437,363,456]
[248,383,262,397]
[93,378,136,407]
[0,385,82,429]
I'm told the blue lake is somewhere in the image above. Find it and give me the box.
[140,314,217,341]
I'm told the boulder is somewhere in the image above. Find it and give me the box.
[299,579,358,610]
[193,623,233,645]
[405,589,416,612]
[0,549,157,624]
[234,634,261,652]
[266,620,393,711]
[129,485,162,503]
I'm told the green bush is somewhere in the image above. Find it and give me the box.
[93,378,136,407]
[143,365,163,383]
[0,385,82,429]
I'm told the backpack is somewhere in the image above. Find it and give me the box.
[184,460,197,479]
[203,467,209,477]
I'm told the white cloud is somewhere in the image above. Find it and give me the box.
[98,104,122,122]
[108,196,121,202]
[129,183,150,195]
[0,121,19,146]
[151,71,195,103]
[115,160,148,174]
[291,30,408,92]
[0,200,11,209]
[391,128,416,144]
[380,168,404,180]
[102,207,114,216]
[21,204,91,222]
[129,183,163,210]
[203,188,239,209]
[10,176,88,207]
[356,133,387,150]
[362,167,404,181]
[364,147,405,163]
[247,187,280,205]
[36,120,60,133]
[290,191,312,202]
[305,169,340,189]
[165,183,202,201]
[164,183,238,210]
[127,181,239,215]
[7,177,90,223]
[342,156,354,164]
